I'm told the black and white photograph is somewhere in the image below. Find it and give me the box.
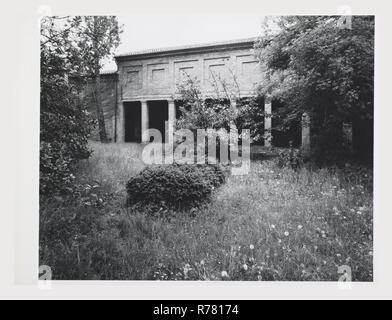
[38,13,374,281]
[9,0,392,304]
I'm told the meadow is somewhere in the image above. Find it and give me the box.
[39,142,373,281]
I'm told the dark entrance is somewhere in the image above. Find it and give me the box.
[148,100,168,143]
[271,99,301,148]
[124,101,141,142]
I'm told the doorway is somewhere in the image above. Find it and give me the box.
[148,100,168,143]
[124,101,141,142]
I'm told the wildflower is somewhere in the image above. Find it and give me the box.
[297,225,303,230]
[183,264,192,279]
[221,271,229,278]
[184,263,191,270]
[271,224,275,229]
[200,260,205,266]
[336,253,341,257]
[369,251,373,256]
[284,231,289,237]
[242,264,248,271]
[249,244,254,250]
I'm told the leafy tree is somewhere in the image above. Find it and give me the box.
[40,16,122,193]
[70,16,122,142]
[40,16,94,194]
[175,76,236,131]
[176,74,267,146]
[255,16,374,163]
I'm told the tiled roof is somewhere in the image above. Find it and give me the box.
[115,37,259,58]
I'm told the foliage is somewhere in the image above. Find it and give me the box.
[255,16,374,162]
[275,143,304,170]
[40,143,373,280]
[175,71,268,146]
[40,16,122,193]
[235,96,266,144]
[175,76,236,131]
[40,17,94,194]
[69,16,122,77]
[126,164,226,211]
[69,16,122,142]
[39,195,127,279]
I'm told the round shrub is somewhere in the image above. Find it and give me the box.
[126,164,226,210]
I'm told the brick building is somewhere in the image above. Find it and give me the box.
[88,37,304,147]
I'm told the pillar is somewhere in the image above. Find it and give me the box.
[118,102,124,142]
[301,112,311,155]
[111,115,116,142]
[168,100,176,144]
[141,100,149,142]
[264,98,272,147]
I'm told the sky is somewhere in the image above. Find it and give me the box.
[102,13,266,71]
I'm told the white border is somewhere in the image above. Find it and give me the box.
[1,0,391,299]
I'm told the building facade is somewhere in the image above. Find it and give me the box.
[90,38,303,147]
[90,38,272,144]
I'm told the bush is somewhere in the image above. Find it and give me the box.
[40,17,94,195]
[275,144,304,170]
[39,79,93,195]
[126,164,226,211]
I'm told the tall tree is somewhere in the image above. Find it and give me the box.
[255,16,374,162]
[40,16,93,194]
[71,16,122,142]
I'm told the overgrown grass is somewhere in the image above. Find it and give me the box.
[39,142,373,281]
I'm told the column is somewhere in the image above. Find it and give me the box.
[111,115,116,142]
[301,112,311,155]
[168,100,176,144]
[264,97,272,147]
[141,100,149,143]
[118,101,124,142]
